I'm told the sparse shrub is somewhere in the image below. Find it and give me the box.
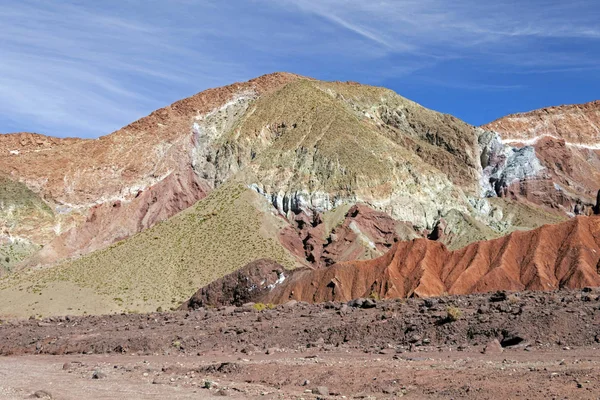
[508,294,520,304]
[369,291,380,300]
[446,306,462,322]
[253,302,275,311]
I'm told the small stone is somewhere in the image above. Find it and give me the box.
[490,291,508,302]
[423,298,437,308]
[500,331,527,348]
[382,386,397,394]
[30,391,52,399]
[362,298,377,308]
[408,334,422,344]
[283,300,298,308]
[313,386,329,396]
[482,339,503,354]
[324,301,336,309]
[223,306,236,314]
[91,371,107,380]
[349,298,365,308]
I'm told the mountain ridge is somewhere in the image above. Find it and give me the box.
[1,72,599,316]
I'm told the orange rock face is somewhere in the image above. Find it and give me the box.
[262,216,600,303]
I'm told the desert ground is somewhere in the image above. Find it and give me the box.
[1,288,600,399]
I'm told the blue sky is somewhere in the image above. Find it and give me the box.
[1,0,599,138]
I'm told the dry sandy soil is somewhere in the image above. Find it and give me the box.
[1,288,600,399]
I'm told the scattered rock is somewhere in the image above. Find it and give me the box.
[30,391,52,399]
[482,339,503,354]
[501,331,527,348]
[92,371,107,379]
[313,386,329,396]
[490,291,508,302]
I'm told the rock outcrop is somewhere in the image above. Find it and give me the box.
[483,100,600,147]
[278,204,420,268]
[250,216,600,304]
[180,259,287,309]
[482,100,600,213]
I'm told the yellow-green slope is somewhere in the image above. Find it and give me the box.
[0,182,298,317]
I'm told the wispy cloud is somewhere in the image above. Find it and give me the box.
[0,0,598,137]
[0,1,249,137]
[279,0,600,59]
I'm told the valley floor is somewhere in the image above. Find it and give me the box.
[1,289,600,399]
[1,349,599,399]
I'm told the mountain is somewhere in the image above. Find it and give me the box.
[0,73,597,316]
[183,215,600,307]
[2,74,571,270]
[0,73,299,273]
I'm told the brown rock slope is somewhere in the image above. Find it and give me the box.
[259,216,600,303]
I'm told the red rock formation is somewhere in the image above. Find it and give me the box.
[278,204,419,268]
[261,216,600,303]
[26,168,211,266]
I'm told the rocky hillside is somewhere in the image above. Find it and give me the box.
[185,215,600,307]
[1,74,599,316]
[484,100,600,146]
[482,100,600,212]
[1,74,576,272]
[0,73,299,269]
